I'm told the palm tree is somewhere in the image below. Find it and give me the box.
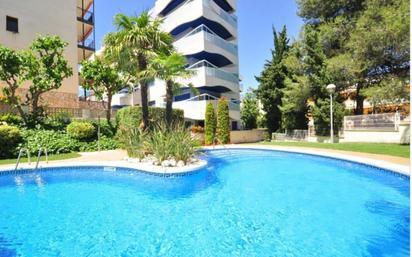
[104,12,173,129]
[150,52,194,127]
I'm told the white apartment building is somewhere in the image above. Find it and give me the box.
[112,0,241,129]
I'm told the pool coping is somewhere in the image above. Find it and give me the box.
[202,145,410,176]
[0,159,208,176]
[0,146,409,177]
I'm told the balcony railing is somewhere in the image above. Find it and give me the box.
[188,60,239,84]
[77,7,94,24]
[204,0,237,28]
[78,37,95,50]
[184,93,240,111]
[183,25,238,56]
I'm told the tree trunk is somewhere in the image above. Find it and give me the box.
[106,91,112,126]
[354,84,364,115]
[138,55,149,130]
[165,80,174,128]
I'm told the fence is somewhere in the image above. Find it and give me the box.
[343,112,401,131]
[273,130,308,141]
[45,107,114,120]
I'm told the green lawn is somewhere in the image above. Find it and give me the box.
[258,141,410,158]
[0,152,81,165]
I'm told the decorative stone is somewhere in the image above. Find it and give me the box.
[170,160,177,167]
[177,160,185,167]
[161,160,171,167]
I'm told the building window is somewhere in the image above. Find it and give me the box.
[6,16,18,33]
[149,101,156,106]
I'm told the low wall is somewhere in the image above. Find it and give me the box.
[230,129,266,144]
[340,122,410,144]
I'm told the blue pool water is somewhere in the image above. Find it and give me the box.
[0,149,409,257]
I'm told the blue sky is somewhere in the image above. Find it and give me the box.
[95,0,303,91]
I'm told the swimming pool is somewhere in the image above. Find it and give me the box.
[0,149,409,256]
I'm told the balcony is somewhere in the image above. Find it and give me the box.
[77,36,95,61]
[162,0,237,40]
[174,26,238,67]
[177,60,239,93]
[77,7,94,24]
[173,93,240,120]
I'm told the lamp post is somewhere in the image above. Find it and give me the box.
[326,84,336,143]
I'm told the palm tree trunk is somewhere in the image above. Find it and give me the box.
[138,55,149,130]
[165,80,174,127]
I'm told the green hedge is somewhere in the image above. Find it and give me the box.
[116,106,184,129]
[0,125,23,158]
[67,121,96,141]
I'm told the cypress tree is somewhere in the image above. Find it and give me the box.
[216,98,230,144]
[204,102,216,145]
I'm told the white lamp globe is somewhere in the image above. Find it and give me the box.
[326,84,336,94]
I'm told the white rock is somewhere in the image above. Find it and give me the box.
[170,160,177,167]
[177,160,185,167]
[161,160,171,167]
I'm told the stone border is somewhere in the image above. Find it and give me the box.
[0,146,409,177]
[203,145,410,176]
[0,159,208,176]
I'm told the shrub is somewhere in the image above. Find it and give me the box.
[43,111,72,131]
[170,124,199,164]
[216,98,230,144]
[21,129,80,155]
[116,106,184,130]
[144,123,199,164]
[204,102,216,145]
[66,121,96,141]
[191,125,204,134]
[78,136,119,152]
[0,125,22,158]
[117,125,147,161]
[0,113,23,127]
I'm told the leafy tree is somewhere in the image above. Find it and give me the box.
[241,90,259,130]
[255,26,289,134]
[0,46,30,121]
[216,98,230,144]
[204,102,216,145]
[0,36,72,127]
[81,56,126,125]
[25,36,73,125]
[361,76,409,112]
[149,51,193,127]
[104,13,173,129]
[297,0,409,114]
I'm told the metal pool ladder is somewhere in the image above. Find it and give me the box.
[15,148,31,170]
[35,147,48,169]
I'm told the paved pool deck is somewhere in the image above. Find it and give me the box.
[0,145,409,176]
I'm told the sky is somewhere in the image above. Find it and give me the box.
[94,0,303,91]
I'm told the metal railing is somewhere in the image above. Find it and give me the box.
[78,37,95,50]
[35,148,48,169]
[15,148,30,170]
[77,7,94,24]
[343,112,402,131]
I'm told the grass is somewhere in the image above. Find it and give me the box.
[258,141,410,158]
[0,152,81,165]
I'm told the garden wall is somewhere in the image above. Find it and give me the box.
[340,122,410,144]
[230,129,266,144]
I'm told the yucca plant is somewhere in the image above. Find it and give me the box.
[117,125,147,161]
[170,124,199,164]
[144,123,172,163]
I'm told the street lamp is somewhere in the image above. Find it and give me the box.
[326,84,336,143]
